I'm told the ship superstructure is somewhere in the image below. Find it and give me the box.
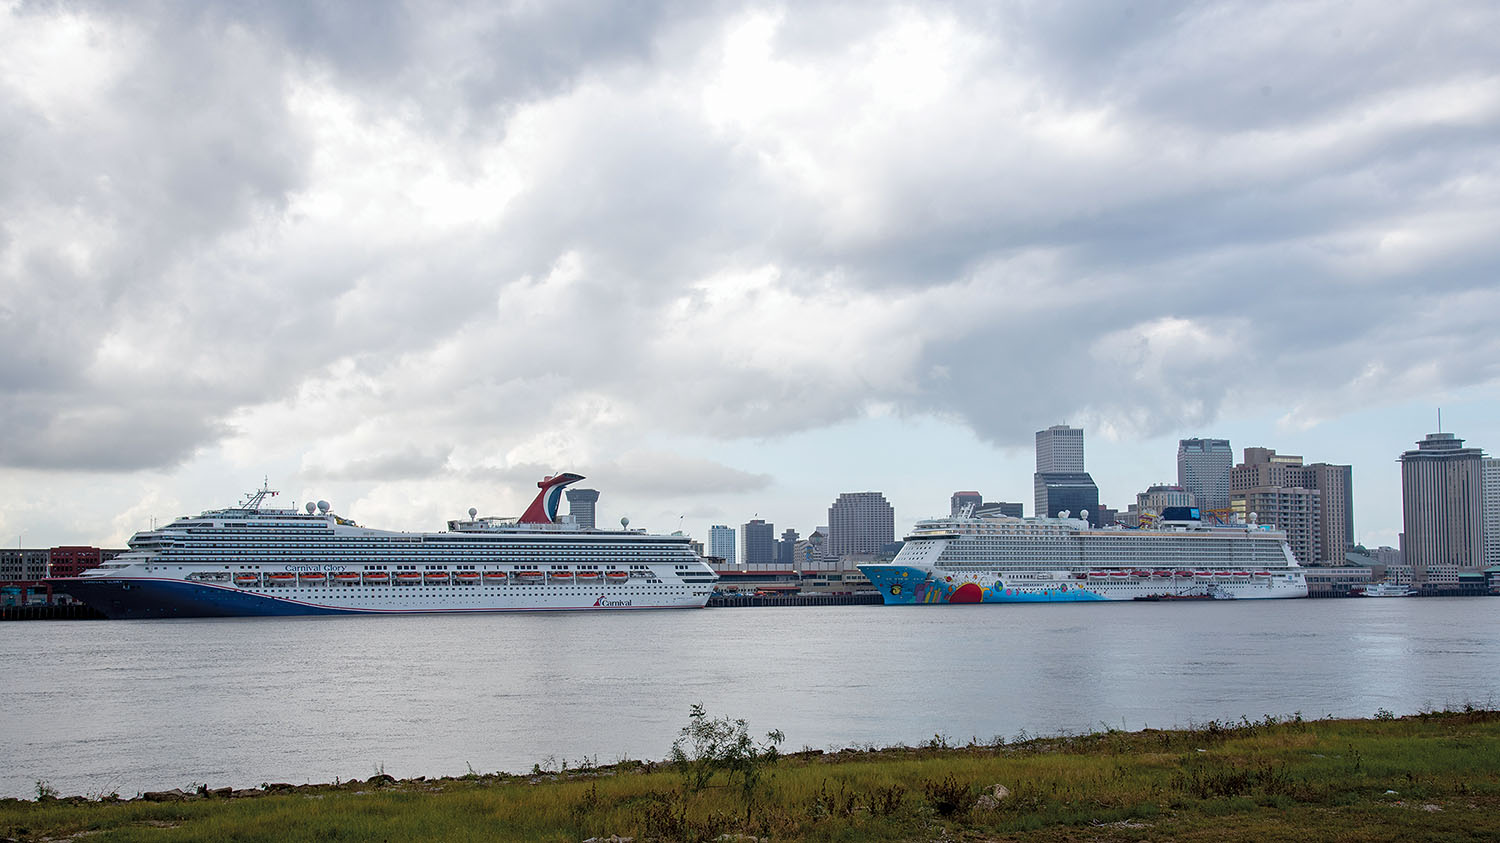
[860,507,1307,604]
[61,474,717,618]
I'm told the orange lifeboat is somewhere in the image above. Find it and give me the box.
[267,572,296,582]
[575,571,601,581]
[334,572,362,582]
[1175,570,1194,578]
[605,571,629,581]
[395,571,423,582]
[233,574,260,586]
[513,570,543,581]
[455,571,481,581]
[482,571,508,581]
[298,572,327,583]
[364,571,390,583]
[424,571,450,582]
[549,570,575,581]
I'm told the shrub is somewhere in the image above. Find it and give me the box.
[669,703,785,821]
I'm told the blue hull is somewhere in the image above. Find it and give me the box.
[55,579,359,619]
[859,566,1107,604]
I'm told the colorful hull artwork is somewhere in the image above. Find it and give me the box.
[861,566,1107,604]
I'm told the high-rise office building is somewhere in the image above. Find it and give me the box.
[740,519,775,567]
[1484,457,1500,568]
[950,491,983,517]
[565,488,599,529]
[1230,447,1352,565]
[1034,474,1101,524]
[777,528,799,566]
[1177,438,1232,512]
[976,501,1024,518]
[708,525,736,566]
[1400,433,1485,590]
[1034,424,1100,525]
[826,492,895,557]
[1035,425,1085,472]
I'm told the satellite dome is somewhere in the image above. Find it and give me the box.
[305,502,316,514]
[468,507,478,519]
[317,500,330,514]
[620,516,630,529]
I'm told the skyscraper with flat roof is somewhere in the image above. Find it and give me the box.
[1484,458,1500,568]
[1177,438,1232,512]
[1035,425,1085,472]
[1034,424,1100,525]
[1401,433,1485,590]
[740,519,775,567]
[708,525,736,565]
[827,492,895,557]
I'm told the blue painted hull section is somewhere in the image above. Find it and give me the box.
[57,579,360,619]
[860,566,1107,604]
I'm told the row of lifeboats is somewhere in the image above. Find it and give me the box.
[231,569,636,587]
[1073,570,1273,580]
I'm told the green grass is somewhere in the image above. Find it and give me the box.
[5,710,1499,841]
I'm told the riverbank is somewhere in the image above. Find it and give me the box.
[4,709,1497,841]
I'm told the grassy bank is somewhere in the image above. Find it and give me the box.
[5,709,1499,841]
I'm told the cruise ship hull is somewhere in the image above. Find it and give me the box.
[860,565,1307,604]
[59,577,708,619]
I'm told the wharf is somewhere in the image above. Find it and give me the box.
[708,592,882,608]
[0,604,106,621]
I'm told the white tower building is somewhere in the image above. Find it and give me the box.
[708,525,737,566]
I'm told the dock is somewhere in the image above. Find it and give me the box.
[0,604,106,621]
[708,592,882,608]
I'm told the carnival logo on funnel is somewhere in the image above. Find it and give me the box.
[595,595,632,607]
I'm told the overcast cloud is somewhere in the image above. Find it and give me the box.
[2,0,1497,544]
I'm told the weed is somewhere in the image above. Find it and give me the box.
[871,782,906,816]
[923,773,973,816]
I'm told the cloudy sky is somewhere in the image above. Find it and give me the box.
[2,0,1497,551]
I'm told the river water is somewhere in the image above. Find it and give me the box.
[3,598,1498,798]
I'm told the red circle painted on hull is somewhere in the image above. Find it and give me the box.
[949,583,984,603]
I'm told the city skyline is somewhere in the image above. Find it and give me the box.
[2,3,1497,552]
[3,403,1497,555]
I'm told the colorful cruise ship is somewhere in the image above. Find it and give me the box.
[59,474,717,618]
[860,507,1307,604]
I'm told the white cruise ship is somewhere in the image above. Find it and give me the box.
[60,474,718,618]
[860,507,1307,604]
